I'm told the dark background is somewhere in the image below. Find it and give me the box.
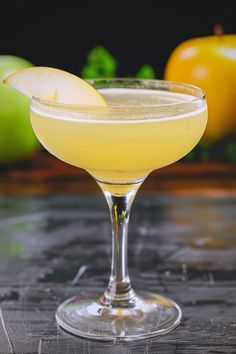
[1,1,236,77]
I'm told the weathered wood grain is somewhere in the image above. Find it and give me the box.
[0,194,235,353]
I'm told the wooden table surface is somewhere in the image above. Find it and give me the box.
[0,153,236,353]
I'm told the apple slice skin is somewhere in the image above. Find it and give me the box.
[4,66,107,106]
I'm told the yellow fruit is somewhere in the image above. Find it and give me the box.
[164,32,236,142]
[4,66,107,106]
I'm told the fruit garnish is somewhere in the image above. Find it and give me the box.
[4,66,107,106]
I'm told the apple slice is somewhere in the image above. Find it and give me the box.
[4,66,107,106]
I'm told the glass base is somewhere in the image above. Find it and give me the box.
[56,291,182,341]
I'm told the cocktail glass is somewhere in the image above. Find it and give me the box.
[30,79,207,341]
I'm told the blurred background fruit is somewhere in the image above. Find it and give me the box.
[164,26,236,142]
[0,55,38,163]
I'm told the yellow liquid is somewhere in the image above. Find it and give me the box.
[31,89,207,192]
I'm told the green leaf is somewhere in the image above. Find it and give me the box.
[185,149,195,160]
[81,66,102,79]
[200,150,209,162]
[198,139,209,161]
[81,46,117,78]
[225,142,236,163]
[136,64,156,79]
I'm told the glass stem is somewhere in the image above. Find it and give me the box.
[100,187,139,308]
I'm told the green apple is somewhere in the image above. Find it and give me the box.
[0,55,38,163]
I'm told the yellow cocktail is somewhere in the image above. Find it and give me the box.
[4,71,208,341]
[31,85,207,194]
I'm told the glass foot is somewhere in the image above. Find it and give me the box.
[56,291,182,341]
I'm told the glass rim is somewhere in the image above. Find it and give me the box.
[31,78,206,112]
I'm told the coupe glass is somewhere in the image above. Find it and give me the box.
[30,79,207,341]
